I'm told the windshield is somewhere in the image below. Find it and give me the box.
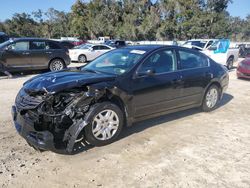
[0,40,11,49]
[74,44,92,49]
[81,49,145,75]
[0,35,9,44]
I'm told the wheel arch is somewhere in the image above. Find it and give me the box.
[97,93,128,126]
[48,57,66,69]
[203,81,223,102]
[227,55,234,62]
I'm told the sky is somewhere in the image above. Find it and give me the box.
[0,0,249,21]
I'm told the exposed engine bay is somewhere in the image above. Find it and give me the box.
[15,84,113,154]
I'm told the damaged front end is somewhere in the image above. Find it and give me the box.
[12,86,105,154]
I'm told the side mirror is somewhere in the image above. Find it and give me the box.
[136,68,155,77]
[4,46,10,51]
[89,47,94,51]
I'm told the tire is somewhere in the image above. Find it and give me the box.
[49,59,65,71]
[84,102,124,146]
[202,85,220,112]
[78,54,87,63]
[226,57,234,70]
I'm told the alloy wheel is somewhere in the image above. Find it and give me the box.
[206,88,218,108]
[51,60,64,71]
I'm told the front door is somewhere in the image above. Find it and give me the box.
[3,41,32,69]
[131,48,183,118]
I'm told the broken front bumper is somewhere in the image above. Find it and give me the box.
[11,106,69,154]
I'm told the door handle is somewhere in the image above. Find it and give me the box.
[172,79,182,84]
[22,52,30,55]
[46,52,52,54]
[205,72,213,78]
[171,76,183,84]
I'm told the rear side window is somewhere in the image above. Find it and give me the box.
[179,50,208,70]
[30,41,46,50]
[47,41,62,49]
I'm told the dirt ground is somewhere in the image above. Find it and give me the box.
[0,62,250,188]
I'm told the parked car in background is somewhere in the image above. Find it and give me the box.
[59,41,75,49]
[237,58,250,79]
[60,37,86,47]
[12,45,229,153]
[69,43,114,63]
[72,39,86,46]
[0,32,9,44]
[105,40,126,48]
[238,44,250,58]
[202,39,239,69]
[182,39,216,51]
[0,38,70,72]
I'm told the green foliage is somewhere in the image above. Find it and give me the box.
[0,0,249,41]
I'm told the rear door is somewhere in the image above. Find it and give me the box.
[3,41,32,69]
[29,40,48,69]
[177,49,211,106]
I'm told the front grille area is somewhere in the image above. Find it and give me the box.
[15,88,44,111]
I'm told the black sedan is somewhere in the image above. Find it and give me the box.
[12,45,229,154]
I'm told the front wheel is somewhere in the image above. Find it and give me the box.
[202,85,220,112]
[84,102,124,146]
[226,57,234,70]
[49,59,65,71]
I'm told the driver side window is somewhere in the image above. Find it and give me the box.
[138,49,177,74]
[8,42,29,51]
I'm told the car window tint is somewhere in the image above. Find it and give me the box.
[99,45,110,50]
[179,50,208,69]
[92,46,100,50]
[206,41,214,48]
[47,42,61,49]
[139,49,177,74]
[30,41,46,50]
[9,42,29,51]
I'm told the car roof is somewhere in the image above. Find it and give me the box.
[122,45,167,52]
[12,38,52,42]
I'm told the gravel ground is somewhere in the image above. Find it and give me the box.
[0,62,250,188]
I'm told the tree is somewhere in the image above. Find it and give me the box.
[2,0,249,42]
[4,13,39,37]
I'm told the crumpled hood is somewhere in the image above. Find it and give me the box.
[23,68,116,93]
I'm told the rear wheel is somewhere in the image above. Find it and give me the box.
[78,55,87,63]
[202,85,220,112]
[226,57,234,70]
[49,59,65,71]
[84,102,124,146]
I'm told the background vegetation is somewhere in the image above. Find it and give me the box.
[0,0,249,41]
